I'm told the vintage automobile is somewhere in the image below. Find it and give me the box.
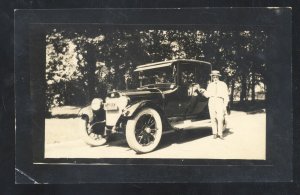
[79,59,212,153]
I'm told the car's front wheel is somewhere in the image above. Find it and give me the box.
[81,118,108,146]
[126,108,163,153]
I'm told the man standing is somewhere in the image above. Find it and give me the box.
[199,70,229,139]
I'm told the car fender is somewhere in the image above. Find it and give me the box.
[78,106,94,123]
[122,100,172,130]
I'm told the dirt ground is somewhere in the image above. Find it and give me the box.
[44,110,266,160]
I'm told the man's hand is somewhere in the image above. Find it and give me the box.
[199,88,206,94]
[224,103,230,115]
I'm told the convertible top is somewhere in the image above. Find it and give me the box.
[134,59,211,72]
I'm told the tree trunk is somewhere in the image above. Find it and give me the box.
[85,44,97,101]
[64,82,70,105]
[240,73,247,103]
[247,77,251,101]
[113,63,120,90]
[251,72,256,102]
[230,79,235,104]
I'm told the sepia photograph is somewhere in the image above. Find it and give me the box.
[44,27,267,159]
[15,8,292,183]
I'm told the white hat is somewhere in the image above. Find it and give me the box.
[210,70,221,76]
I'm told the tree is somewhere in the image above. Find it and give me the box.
[45,27,268,112]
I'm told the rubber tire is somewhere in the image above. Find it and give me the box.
[126,108,163,153]
[80,119,107,146]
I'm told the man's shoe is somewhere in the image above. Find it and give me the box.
[213,135,217,139]
[219,135,224,140]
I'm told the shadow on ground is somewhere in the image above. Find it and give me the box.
[158,127,212,150]
[223,128,234,137]
[103,127,216,152]
[103,127,236,153]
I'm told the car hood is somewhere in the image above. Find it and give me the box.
[108,88,164,103]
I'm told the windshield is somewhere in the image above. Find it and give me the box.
[138,66,175,87]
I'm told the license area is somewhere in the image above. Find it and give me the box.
[104,102,118,111]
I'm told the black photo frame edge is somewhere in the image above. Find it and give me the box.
[14,8,293,183]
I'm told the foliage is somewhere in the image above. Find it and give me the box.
[46,28,268,111]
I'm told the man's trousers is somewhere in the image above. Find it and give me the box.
[208,97,226,136]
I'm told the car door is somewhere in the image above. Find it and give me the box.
[173,63,196,117]
[163,86,181,117]
[164,62,210,118]
[163,64,182,117]
[177,62,210,117]
[186,64,210,116]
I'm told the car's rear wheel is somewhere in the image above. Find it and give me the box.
[81,117,108,146]
[126,108,163,153]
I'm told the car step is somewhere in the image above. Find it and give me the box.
[172,119,211,129]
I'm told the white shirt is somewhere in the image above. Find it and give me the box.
[204,81,229,105]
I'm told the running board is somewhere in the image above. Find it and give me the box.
[163,119,211,135]
[162,119,211,135]
[173,119,211,129]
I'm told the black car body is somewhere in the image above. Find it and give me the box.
[79,59,212,153]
